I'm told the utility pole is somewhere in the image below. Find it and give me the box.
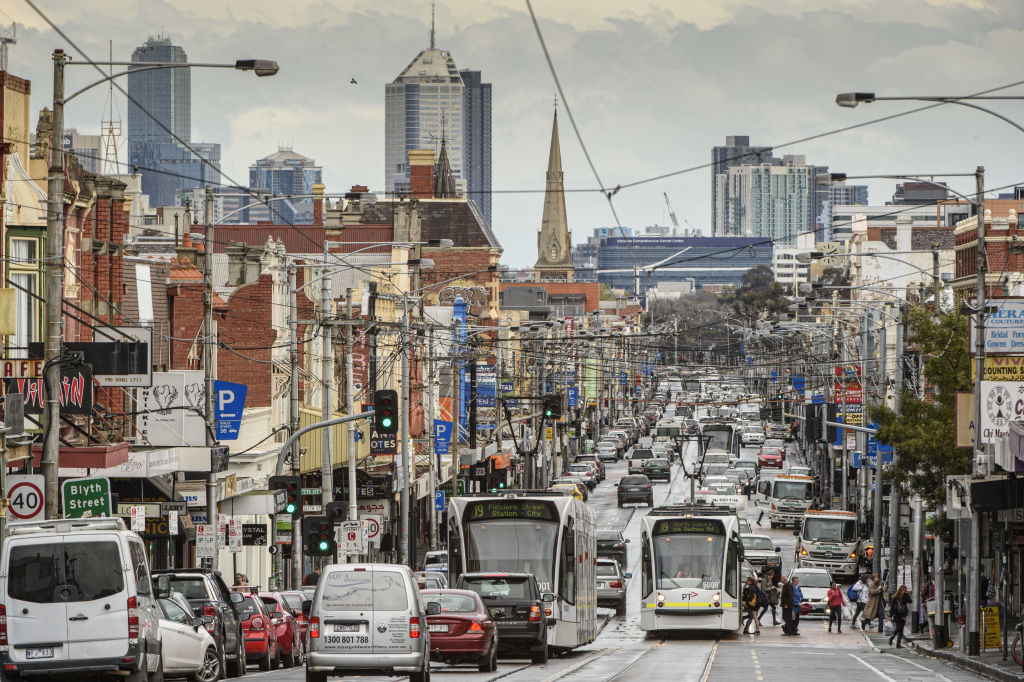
[840,319,849,512]
[968,166,986,656]
[495,321,503,453]
[288,265,301,587]
[426,326,438,551]
[933,245,941,324]
[872,310,885,578]
[320,256,334,561]
[42,49,66,519]
[344,291,359,554]
[203,186,218,570]
[889,305,904,596]
[399,294,411,566]
[450,319,460,497]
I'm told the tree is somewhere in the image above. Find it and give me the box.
[731,264,789,320]
[867,306,971,508]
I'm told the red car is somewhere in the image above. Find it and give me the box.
[757,446,785,468]
[279,590,311,643]
[236,590,280,670]
[421,589,498,672]
[259,591,304,668]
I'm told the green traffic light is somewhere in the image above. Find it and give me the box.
[318,540,329,551]
[381,417,393,428]
[285,503,297,514]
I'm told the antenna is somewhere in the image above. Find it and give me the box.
[429,1,436,49]
[101,39,122,175]
[0,23,16,73]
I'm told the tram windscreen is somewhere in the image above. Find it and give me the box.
[651,519,725,591]
[462,500,560,593]
[702,428,731,451]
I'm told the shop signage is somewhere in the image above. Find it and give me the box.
[978,381,1024,443]
[971,355,1024,381]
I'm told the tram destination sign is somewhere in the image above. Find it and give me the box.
[653,518,724,535]
[467,499,557,521]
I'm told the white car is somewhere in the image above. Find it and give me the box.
[159,594,221,681]
[788,568,833,617]
[596,441,619,462]
[740,427,765,446]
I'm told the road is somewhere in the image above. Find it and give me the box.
[246,443,985,682]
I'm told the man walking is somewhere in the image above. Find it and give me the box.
[791,576,804,636]
[780,574,794,635]
[758,568,780,625]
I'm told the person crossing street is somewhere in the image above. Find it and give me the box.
[759,568,780,625]
[850,574,868,626]
[791,576,804,636]
[780,574,794,635]
[827,581,846,632]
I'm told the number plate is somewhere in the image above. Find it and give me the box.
[427,624,449,633]
[25,648,54,659]
[333,624,360,633]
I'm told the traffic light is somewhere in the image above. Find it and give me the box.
[486,472,506,493]
[542,393,562,420]
[269,475,302,518]
[302,516,336,556]
[373,389,399,434]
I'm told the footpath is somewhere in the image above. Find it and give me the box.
[861,627,1024,680]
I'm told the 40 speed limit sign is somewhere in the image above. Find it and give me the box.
[6,475,45,521]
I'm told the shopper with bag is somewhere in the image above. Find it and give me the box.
[826,581,846,632]
[849,575,868,626]
[888,585,912,647]
[742,576,761,634]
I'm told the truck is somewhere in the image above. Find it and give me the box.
[795,509,861,581]
[756,474,814,528]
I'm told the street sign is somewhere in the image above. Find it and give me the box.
[196,523,217,558]
[545,427,554,441]
[62,476,111,518]
[434,490,445,512]
[168,510,179,535]
[301,488,323,496]
[339,520,365,554]
[6,475,44,521]
[369,428,397,456]
[501,381,516,407]
[242,523,268,546]
[131,505,146,532]
[214,380,248,440]
[770,371,777,383]
[567,386,578,409]
[434,419,453,455]
[361,515,382,544]
[228,519,242,553]
[620,371,627,386]
[303,504,323,513]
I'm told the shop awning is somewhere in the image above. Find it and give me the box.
[32,442,131,469]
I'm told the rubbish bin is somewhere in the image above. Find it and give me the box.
[930,593,953,648]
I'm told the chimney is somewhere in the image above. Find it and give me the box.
[895,215,912,252]
[408,149,435,199]
[312,182,325,226]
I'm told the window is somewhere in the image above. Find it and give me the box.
[320,570,409,612]
[8,543,61,603]
[129,541,151,596]
[160,598,192,624]
[560,525,576,605]
[726,541,738,597]
[62,541,125,601]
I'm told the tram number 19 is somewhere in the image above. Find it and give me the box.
[323,635,369,645]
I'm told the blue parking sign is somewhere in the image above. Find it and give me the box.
[434,490,446,511]
[567,386,578,408]
[214,380,247,440]
[434,420,453,455]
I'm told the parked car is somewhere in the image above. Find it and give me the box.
[234,589,280,670]
[616,474,654,507]
[153,567,247,677]
[551,482,583,500]
[456,572,550,664]
[158,592,221,681]
[421,589,498,672]
[596,529,630,567]
[279,589,311,643]
[0,517,165,681]
[642,457,671,482]
[596,559,630,615]
[551,476,589,501]
[305,563,436,682]
[260,590,305,667]
[757,445,785,468]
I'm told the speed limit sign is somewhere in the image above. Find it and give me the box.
[7,475,45,521]
[362,515,382,545]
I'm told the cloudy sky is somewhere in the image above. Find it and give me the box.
[4,0,1023,266]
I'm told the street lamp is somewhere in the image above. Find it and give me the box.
[41,49,277,521]
[834,92,1024,136]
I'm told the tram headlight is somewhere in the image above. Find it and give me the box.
[656,592,666,605]
[711,592,720,602]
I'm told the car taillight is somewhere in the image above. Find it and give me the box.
[528,605,542,622]
[609,580,623,589]
[128,596,139,640]
[410,616,421,638]
[203,605,216,632]
[468,621,484,632]
[0,604,7,646]
[250,617,265,631]
[310,616,320,638]
[646,486,652,491]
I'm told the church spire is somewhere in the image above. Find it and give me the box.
[534,111,574,282]
[433,138,457,198]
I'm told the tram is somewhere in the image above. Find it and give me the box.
[638,504,742,633]
[447,492,597,651]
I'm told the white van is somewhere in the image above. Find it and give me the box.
[305,563,438,682]
[0,517,165,681]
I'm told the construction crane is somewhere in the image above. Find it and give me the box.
[663,192,681,236]
[0,24,15,73]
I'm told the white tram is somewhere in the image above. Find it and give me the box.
[639,505,742,633]
[447,493,597,651]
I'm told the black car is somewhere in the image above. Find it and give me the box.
[616,474,654,507]
[456,572,551,664]
[596,529,629,567]
[153,568,247,677]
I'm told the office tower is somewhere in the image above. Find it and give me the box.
[249,147,323,224]
[459,69,492,226]
[711,135,772,236]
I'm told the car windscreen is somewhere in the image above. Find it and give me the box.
[632,449,654,458]
[774,481,812,499]
[424,592,478,613]
[652,533,725,591]
[742,536,774,551]
[646,459,668,466]
[168,576,213,601]
[596,530,620,541]
[621,476,649,486]
[792,572,832,589]
[764,439,784,448]
[461,576,532,600]
[8,541,127,603]
[320,569,410,612]
[463,520,558,594]
[596,563,618,577]
[281,593,305,612]
[237,595,263,619]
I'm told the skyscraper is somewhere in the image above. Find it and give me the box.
[249,147,323,224]
[711,135,772,235]
[460,69,492,226]
[715,155,811,245]
[128,35,219,207]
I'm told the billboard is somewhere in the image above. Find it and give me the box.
[978,381,1024,444]
[970,299,1024,354]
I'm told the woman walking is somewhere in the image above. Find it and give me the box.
[826,581,846,633]
[889,585,912,648]
[861,574,886,632]
[759,568,780,625]
[742,576,761,634]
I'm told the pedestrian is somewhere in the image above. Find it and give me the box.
[234,573,248,586]
[791,576,803,636]
[980,567,990,607]
[780,574,794,635]
[826,581,845,633]
[759,568,780,625]
[742,576,761,634]
[303,570,320,587]
[850,574,868,627]
[920,579,935,634]
[861,573,886,632]
[888,585,912,648]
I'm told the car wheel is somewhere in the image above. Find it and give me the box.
[478,643,498,672]
[271,645,280,670]
[258,645,272,671]
[305,670,327,682]
[191,646,222,682]
[294,638,305,666]
[615,599,626,616]
[125,653,148,682]
[409,661,430,682]
[284,638,296,668]
[530,643,549,665]
[225,631,245,677]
